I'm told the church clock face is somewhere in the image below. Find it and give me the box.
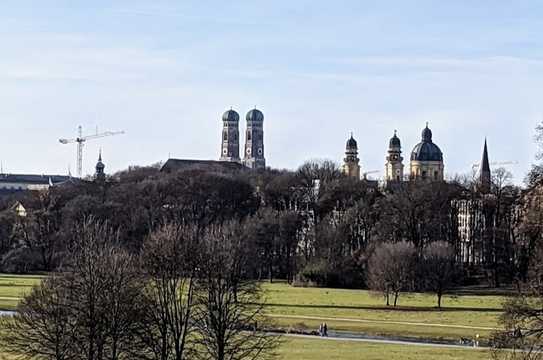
[258,148,263,155]
[247,148,251,155]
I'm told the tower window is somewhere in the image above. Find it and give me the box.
[247,132,252,141]
[223,132,227,141]
[434,171,439,180]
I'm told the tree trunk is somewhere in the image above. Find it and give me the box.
[269,261,273,283]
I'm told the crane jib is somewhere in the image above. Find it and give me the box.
[58,126,124,178]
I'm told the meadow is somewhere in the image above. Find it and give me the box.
[0,275,504,359]
[277,337,491,360]
[0,274,43,311]
[262,282,505,342]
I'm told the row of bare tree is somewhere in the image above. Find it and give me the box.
[367,241,457,308]
[1,219,277,360]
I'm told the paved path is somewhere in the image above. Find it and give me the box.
[283,333,489,350]
[268,313,498,331]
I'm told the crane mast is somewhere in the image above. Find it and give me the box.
[59,125,124,178]
[77,126,83,179]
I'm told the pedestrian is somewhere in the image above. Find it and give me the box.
[318,323,323,337]
[323,322,328,337]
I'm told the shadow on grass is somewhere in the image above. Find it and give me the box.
[259,303,503,313]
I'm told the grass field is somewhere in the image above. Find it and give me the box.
[0,274,43,311]
[0,337,490,360]
[0,275,505,358]
[277,337,490,360]
[263,282,505,341]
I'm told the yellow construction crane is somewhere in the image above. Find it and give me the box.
[59,126,124,178]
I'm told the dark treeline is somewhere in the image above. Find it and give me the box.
[1,146,543,358]
[0,157,532,299]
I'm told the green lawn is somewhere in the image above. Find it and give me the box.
[277,337,491,360]
[0,274,43,311]
[0,275,505,357]
[262,282,505,342]
[0,337,490,360]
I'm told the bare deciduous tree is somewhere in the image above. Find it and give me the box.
[1,219,146,360]
[141,223,198,360]
[421,241,458,309]
[0,275,74,360]
[193,223,279,360]
[367,241,416,307]
[491,246,543,359]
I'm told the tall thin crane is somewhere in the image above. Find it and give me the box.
[59,126,125,178]
[472,161,518,170]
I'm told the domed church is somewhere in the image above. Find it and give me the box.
[341,123,445,183]
[220,109,241,163]
[409,123,444,181]
[218,107,266,169]
[161,107,266,174]
[242,109,266,169]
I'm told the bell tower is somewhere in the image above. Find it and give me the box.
[95,150,106,183]
[219,109,240,162]
[385,130,404,182]
[243,108,266,169]
[342,133,361,179]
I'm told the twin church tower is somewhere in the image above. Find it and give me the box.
[219,108,266,169]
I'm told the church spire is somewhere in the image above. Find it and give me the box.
[95,150,106,183]
[479,138,491,193]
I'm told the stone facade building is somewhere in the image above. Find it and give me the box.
[385,131,404,182]
[410,124,444,181]
[218,108,266,170]
[342,124,444,183]
[242,109,266,170]
[165,107,266,173]
[341,134,361,179]
[220,109,241,163]
[455,140,505,267]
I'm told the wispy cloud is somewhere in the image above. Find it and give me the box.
[331,55,543,72]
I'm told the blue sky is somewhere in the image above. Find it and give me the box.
[1,1,542,182]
